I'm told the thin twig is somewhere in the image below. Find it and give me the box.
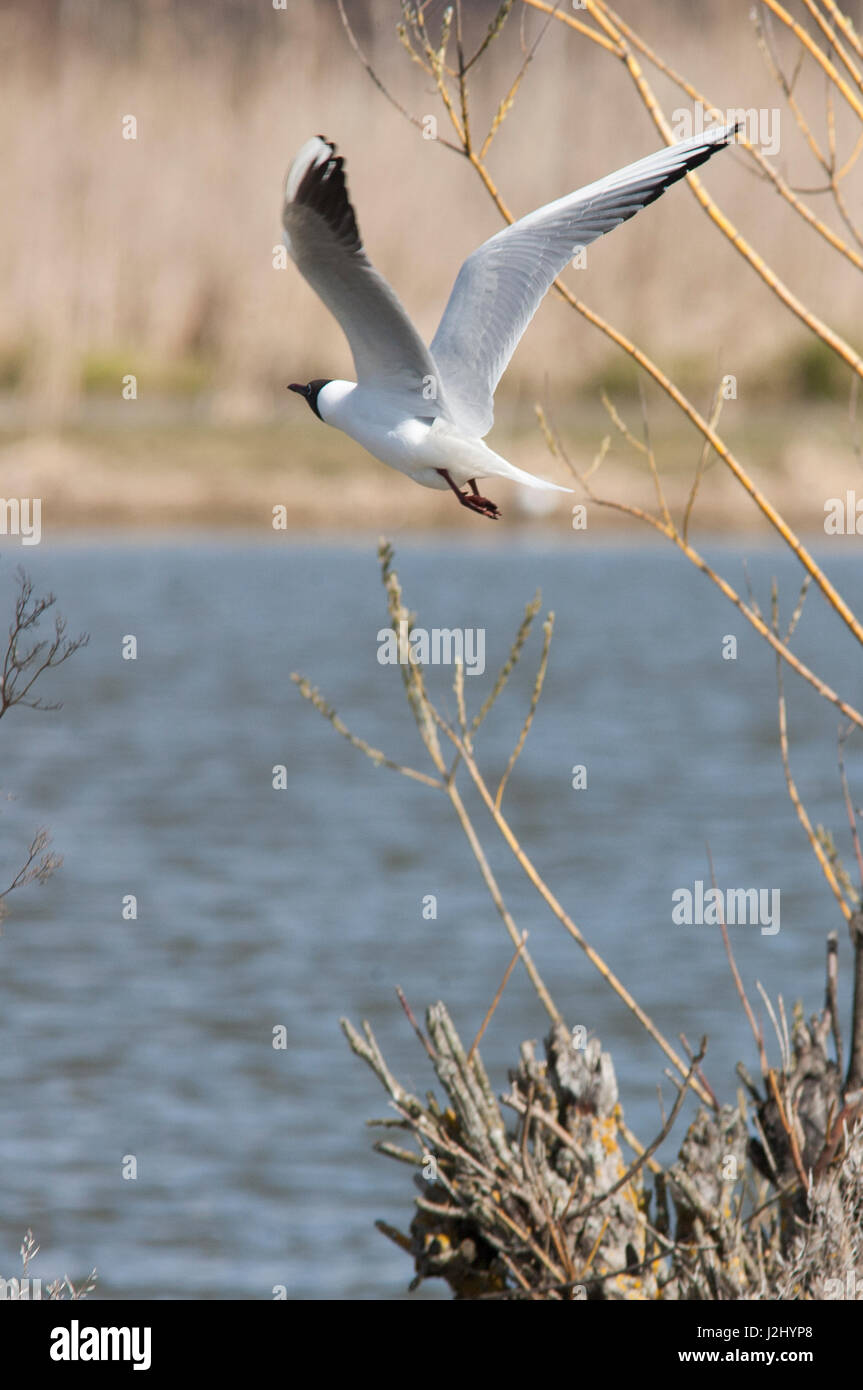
[495,613,553,811]
[467,932,528,1066]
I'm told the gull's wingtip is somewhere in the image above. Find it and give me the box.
[708,118,742,145]
[283,135,362,253]
[285,135,335,203]
[670,118,740,156]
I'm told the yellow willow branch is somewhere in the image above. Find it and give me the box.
[772,595,853,923]
[572,0,863,385]
[495,613,553,811]
[558,0,863,273]
[750,144,863,270]
[568,292,863,646]
[430,710,716,1109]
[757,18,831,168]
[444,773,562,1022]
[801,0,863,95]
[518,0,622,54]
[559,485,863,732]
[761,0,863,121]
[420,8,863,666]
[293,666,560,1019]
[821,0,863,64]
[467,931,529,1065]
[457,132,863,649]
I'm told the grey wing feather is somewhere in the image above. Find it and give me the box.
[430,124,739,438]
[283,137,446,416]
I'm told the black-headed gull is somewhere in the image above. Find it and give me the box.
[284,125,736,519]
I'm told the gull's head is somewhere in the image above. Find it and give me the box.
[288,378,332,422]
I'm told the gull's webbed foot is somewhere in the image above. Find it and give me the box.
[437,470,502,521]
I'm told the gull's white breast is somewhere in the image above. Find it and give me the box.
[317,380,490,490]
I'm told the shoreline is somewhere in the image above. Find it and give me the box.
[1,406,860,540]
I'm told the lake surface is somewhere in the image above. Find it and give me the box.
[0,535,861,1300]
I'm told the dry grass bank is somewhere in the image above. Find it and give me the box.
[1,397,857,535]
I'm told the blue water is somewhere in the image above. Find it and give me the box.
[0,535,861,1299]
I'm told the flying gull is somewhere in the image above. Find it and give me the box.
[284,125,737,519]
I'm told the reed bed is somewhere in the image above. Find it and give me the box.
[2,0,861,423]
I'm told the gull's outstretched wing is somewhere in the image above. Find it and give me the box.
[430,124,738,438]
[283,137,446,415]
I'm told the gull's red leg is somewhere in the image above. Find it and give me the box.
[436,470,501,520]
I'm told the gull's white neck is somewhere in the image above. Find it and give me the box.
[316,379,356,425]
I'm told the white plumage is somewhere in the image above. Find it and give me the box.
[283,125,737,518]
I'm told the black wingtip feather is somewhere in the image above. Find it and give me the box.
[294,140,362,252]
[638,125,738,212]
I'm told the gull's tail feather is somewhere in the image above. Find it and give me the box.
[483,456,572,492]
